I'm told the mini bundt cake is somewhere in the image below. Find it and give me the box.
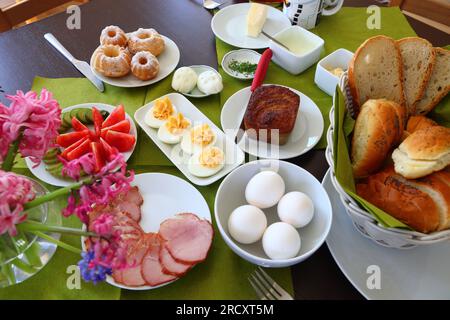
[92,45,131,77]
[100,26,128,47]
[131,51,160,80]
[128,28,165,56]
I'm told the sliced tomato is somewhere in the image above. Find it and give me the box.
[71,117,89,132]
[101,120,131,138]
[104,131,135,152]
[66,138,92,161]
[91,141,105,173]
[92,107,104,138]
[61,136,89,159]
[100,137,118,162]
[56,130,89,148]
[102,105,125,128]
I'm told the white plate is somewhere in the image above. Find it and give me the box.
[90,35,180,88]
[26,103,137,187]
[211,3,291,49]
[221,49,261,80]
[181,65,222,98]
[82,172,212,291]
[323,169,450,300]
[134,93,245,186]
[220,85,323,159]
[215,160,332,268]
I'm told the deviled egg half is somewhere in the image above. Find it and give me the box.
[188,146,225,177]
[181,123,217,155]
[145,97,177,128]
[157,113,191,144]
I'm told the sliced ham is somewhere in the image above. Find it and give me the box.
[159,213,213,264]
[115,201,141,222]
[124,186,144,206]
[159,243,193,276]
[141,234,178,286]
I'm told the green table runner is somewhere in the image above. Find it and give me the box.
[1,6,419,300]
[216,7,416,149]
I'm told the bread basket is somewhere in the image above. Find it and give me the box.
[325,73,450,249]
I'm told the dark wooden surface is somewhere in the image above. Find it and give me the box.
[0,0,448,299]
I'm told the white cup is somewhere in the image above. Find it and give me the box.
[283,0,344,29]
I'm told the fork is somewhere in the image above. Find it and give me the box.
[248,267,294,300]
[202,0,230,10]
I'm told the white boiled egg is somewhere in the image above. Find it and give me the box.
[245,171,285,209]
[172,67,198,94]
[197,70,223,95]
[228,205,267,244]
[262,222,301,260]
[145,97,177,128]
[188,146,225,177]
[157,113,191,144]
[181,123,217,155]
[277,192,314,228]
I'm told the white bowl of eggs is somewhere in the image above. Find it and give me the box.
[215,160,332,268]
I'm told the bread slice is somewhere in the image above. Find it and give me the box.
[406,115,438,134]
[397,37,436,115]
[348,36,405,114]
[392,126,450,179]
[415,47,450,115]
[351,99,405,178]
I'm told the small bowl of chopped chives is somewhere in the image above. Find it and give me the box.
[221,49,261,80]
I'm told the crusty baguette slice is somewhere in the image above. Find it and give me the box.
[351,99,405,178]
[406,115,438,134]
[392,126,450,179]
[397,37,436,115]
[415,47,450,115]
[348,36,405,114]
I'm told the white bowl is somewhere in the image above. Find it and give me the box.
[221,49,261,80]
[214,160,332,268]
[269,26,324,75]
[314,48,353,96]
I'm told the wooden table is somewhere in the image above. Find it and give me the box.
[0,0,448,299]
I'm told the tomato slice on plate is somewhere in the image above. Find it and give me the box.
[71,117,89,132]
[92,107,104,138]
[91,141,105,173]
[66,138,92,161]
[104,131,135,152]
[102,105,125,128]
[56,130,89,148]
[100,137,118,162]
[101,119,131,138]
[61,136,89,159]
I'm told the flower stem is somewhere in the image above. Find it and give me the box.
[30,231,82,255]
[17,221,97,237]
[23,181,83,210]
[1,137,20,171]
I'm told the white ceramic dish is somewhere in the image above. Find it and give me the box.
[211,3,291,49]
[81,172,211,291]
[270,26,324,75]
[134,93,245,186]
[181,65,222,98]
[215,160,332,268]
[314,48,353,96]
[323,169,450,299]
[26,103,137,187]
[221,49,261,80]
[220,84,324,159]
[90,35,180,88]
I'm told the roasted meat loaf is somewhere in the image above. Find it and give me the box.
[244,85,300,145]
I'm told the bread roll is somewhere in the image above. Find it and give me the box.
[392,126,450,179]
[356,165,450,233]
[351,99,406,178]
[415,48,450,115]
[397,37,436,115]
[348,36,406,115]
[406,115,438,134]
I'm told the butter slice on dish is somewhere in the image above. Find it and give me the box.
[247,3,268,38]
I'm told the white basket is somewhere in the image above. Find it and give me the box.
[326,74,450,249]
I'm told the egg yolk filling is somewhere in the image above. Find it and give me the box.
[153,97,174,120]
[199,147,224,168]
[165,113,190,134]
[191,124,215,146]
